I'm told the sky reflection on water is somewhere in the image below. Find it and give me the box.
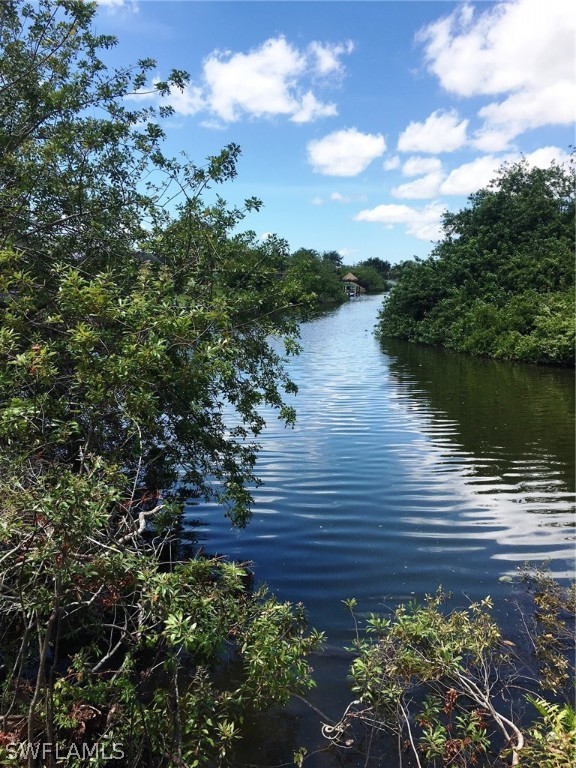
[187,296,575,639]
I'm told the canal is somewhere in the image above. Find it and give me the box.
[185,294,575,765]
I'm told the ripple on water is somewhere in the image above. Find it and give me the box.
[185,296,575,634]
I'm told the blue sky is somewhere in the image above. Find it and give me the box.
[95,0,574,265]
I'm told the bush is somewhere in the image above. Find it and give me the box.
[329,573,575,767]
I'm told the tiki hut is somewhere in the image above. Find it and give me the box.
[342,272,360,296]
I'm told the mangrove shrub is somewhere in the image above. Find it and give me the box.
[0,1,322,765]
[378,159,575,366]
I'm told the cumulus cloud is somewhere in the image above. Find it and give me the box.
[130,36,351,124]
[383,156,401,171]
[307,128,386,176]
[397,110,468,153]
[355,201,445,241]
[524,146,570,169]
[162,83,204,117]
[418,0,576,146]
[440,155,507,196]
[402,156,442,177]
[330,192,351,203]
[470,127,519,154]
[200,36,351,123]
[309,40,355,76]
[476,81,576,138]
[291,91,337,123]
[392,172,444,199]
[203,38,307,122]
[439,146,570,196]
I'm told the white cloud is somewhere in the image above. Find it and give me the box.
[311,196,324,206]
[402,156,442,177]
[383,156,401,171]
[419,0,576,145]
[440,155,507,196]
[307,128,386,176]
[202,36,351,123]
[471,127,519,154]
[476,81,576,136]
[524,146,570,169]
[162,82,205,117]
[397,110,468,153]
[439,146,570,196]
[309,40,354,76]
[330,192,351,203]
[356,203,414,224]
[203,38,305,122]
[290,91,337,124]
[97,0,138,11]
[131,36,351,125]
[392,172,444,199]
[355,201,445,241]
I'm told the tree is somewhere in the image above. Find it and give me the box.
[286,248,346,306]
[0,2,321,764]
[321,249,344,268]
[378,160,575,365]
[350,264,387,293]
[357,257,391,280]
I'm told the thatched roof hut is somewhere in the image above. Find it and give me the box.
[342,272,358,282]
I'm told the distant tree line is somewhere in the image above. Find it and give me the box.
[282,249,392,306]
[377,159,575,366]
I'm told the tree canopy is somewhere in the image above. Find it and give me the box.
[0,1,321,763]
[377,159,575,366]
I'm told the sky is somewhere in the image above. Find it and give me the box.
[94,0,575,265]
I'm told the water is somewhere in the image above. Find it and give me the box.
[185,295,575,764]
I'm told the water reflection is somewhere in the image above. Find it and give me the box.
[382,338,574,486]
[186,296,575,767]
[188,296,575,633]
[381,337,575,574]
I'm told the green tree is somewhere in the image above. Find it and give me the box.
[350,264,387,293]
[357,257,391,280]
[286,247,346,306]
[0,1,321,764]
[321,249,344,269]
[378,160,575,365]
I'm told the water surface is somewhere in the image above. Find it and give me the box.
[185,295,574,764]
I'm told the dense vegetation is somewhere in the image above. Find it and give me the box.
[1,3,571,767]
[377,160,575,366]
[282,250,390,306]
[327,571,575,768]
[0,1,323,764]
[284,248,348,306]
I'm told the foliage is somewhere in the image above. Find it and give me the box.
[322,250,344,269]
[358,257,392,281]
[285,248,347,307]
[0,1,323,764]
[389,259,416,281]
[346,591,519,766]
[350,264,387,293]
[329,574,575,767]
[519,567,576,697]
[520,697,576,768]
[377,160,575,366]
